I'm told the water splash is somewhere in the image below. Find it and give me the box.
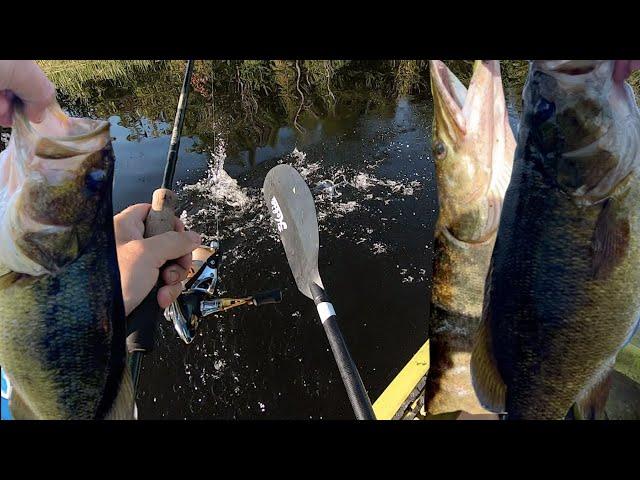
[173,142,427,407]
[182,142,251,210]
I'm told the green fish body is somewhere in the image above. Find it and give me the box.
[0,105,134,419]
[472,60,640,419]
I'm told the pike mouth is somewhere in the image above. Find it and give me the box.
[429,60,467,135]
[431,61,466,109]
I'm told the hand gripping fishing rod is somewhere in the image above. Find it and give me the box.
[126,60,195,390]
[263,164,376,420]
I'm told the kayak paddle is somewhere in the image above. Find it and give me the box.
[263,164,376,420]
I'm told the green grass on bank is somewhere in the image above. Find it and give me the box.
[36,60,169,97]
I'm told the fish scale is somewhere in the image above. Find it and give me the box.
[472,60,640,419]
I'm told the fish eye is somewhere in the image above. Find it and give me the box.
[433,140,447,160]
[85,169,106,194]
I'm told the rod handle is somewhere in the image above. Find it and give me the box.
[145,188,177,238]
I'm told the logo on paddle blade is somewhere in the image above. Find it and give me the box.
[271,196,288,232]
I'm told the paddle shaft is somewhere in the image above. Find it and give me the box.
[310,283,376,420]
[126,60,194,390]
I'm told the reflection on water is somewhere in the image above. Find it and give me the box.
[109,115,209,213]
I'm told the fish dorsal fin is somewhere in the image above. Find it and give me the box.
[470,285,507,413]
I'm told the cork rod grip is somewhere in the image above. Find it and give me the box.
[144,188,178,238]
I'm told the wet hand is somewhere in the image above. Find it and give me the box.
[0,61,56,127]
[114,203,201,316]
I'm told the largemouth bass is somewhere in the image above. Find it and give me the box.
[424,60,514,415]
[471,60,640,419]
[0,103,134,419]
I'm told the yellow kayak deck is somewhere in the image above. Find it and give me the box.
[373,335,640,420]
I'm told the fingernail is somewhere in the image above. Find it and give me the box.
[187,231,201,245]
[168,270,179,283]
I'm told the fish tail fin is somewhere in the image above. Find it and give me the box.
[470,298,507,413]
[104,365,136,420]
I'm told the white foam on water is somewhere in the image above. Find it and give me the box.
[291,147,306,162]
[174,143,427,400]
[179,210,191,229]
[372,242,387,254]
[333,201,359,216]
[351,172,421,196]
[292,149,322,178]
[353,172,377,191]
[213,359,226,371]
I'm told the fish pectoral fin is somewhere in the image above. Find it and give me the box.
[591,197,630,280]
[470,312,507,414]
[16,225,80,274]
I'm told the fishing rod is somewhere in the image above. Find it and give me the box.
[126,60,284,391]
[263,164,376,420]
[126,59,195,390]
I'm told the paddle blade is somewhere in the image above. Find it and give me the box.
[263,164,322,299]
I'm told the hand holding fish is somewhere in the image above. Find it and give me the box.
[114,203,201,316]
[0,60,55,127]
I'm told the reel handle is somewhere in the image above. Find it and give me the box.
[252,289,283,306]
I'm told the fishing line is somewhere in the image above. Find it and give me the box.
[210,61,221,243]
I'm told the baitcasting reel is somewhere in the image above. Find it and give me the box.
[164,242,283,344]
